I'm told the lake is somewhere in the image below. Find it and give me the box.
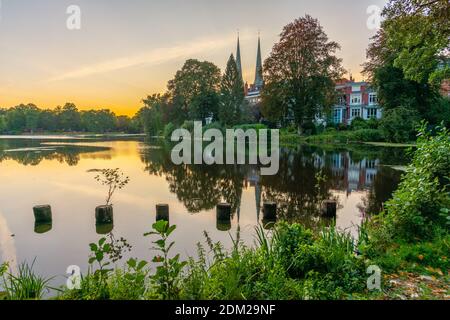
[0,135,408,290]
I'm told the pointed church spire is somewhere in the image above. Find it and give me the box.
[254,34,263,88]
[236,32,243,83]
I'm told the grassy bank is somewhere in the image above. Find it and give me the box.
[0,126,448,300]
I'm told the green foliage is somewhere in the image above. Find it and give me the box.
[305,129,383,144]
[1,260,53,300]
[262,15,344,130]
[368,125,450,248]
[107,259,148,300]
[80,109,117,133]
[364,0,447,123]
[219,54,245,126]
[138,94,168,135]
[351,117,380,130]
[1,103,136,133]
[369,234,450,274]
[380,107,420,143]
[144,221,187,299]
[233,123,268,132]
[168,59,221,124]
[163,122,176,139]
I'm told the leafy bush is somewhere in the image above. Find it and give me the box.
[368,124,450,248]
[347,129,384,142]
[350,117,368,130]
[272,223,367,297]
[380,107,420,143]
[351,117,380,131]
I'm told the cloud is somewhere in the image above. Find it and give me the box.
[49,33,245,82]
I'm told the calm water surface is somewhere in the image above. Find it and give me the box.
[0,136,407,289]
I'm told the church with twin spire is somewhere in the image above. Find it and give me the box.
[235,35,264,106]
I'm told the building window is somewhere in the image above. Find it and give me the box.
[369,93,378,105]
[350,94,361,105]
[366,160,376,169]
[351,108,361,119]
[337,95,346,105]
[367,108,377,119]
[333,109,342,123]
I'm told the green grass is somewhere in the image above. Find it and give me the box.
[1,260,54,300]
[364,142,416,148]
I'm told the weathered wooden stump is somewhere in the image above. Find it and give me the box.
[33,205,52,223]
[34,222,52,234]
[263,202,277,220]
[216,203,231,221]
[216,203,232,232]
[95,205,114,224]
[96,223,114,235]
[156,204,170,222]
[322,200,337,218]
[216,220,232,232]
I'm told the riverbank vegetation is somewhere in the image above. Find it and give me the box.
[0,103,140,134]
[1,125,448,300]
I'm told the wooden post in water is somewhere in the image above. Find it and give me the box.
[34,222,52,234]
[156,204,170,222]
[216,203,231,232]
[262,202,277,229]
[322,200,337,218]
[263,202,277,220]
[33,205,52,223]
[95,205,114,234]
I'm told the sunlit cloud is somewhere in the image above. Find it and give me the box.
[49,33,248,82]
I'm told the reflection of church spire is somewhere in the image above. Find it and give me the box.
[236,185,243,246]
[255,180,262,222]
[236,33,243,83]
[254,34,263,89]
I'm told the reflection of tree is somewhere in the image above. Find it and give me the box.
[360,167,402,215]
[0,139,109,166]
[261,147,336,228]
[141,142,244,213]
[140,141,407,226]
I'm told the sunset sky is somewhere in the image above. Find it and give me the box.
[0,0,387,116]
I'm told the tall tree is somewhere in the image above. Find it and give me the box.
[168,59,221,124]
[57,103,81,131]
[262,15,344,132]
[137,94,169,135]
[219,54,245,126]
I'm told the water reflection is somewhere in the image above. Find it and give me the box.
[0,139,109,166]
[0,137,406,286]
[140,142,405,230]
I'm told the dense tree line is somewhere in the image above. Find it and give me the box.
[135,57,254,136]
[0,103,141,134]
